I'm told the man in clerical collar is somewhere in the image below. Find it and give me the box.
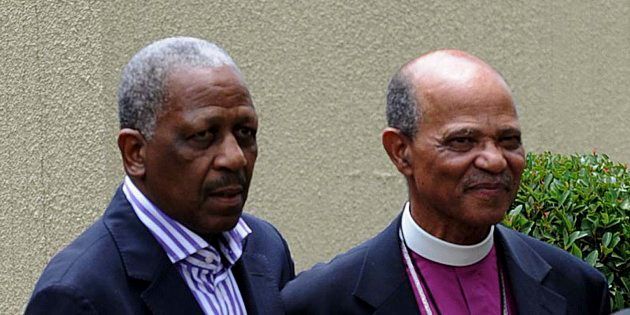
[282,50,610,314]
[26,37,294,314]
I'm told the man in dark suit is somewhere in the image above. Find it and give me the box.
[282,50,610,314]
[26,37,294,314]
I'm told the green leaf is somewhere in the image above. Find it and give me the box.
[544,173,554,190]
[609,235,621,249]
[571,243,582,259]
[585,250,599,266]
[559,190,571,207]
[512,152,630,312]
[568,231,589,246]
[509,205,523,216]
[602,232,612,247]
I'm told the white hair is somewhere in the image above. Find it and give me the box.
[117,36,240,138]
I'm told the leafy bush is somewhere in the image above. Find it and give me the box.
[503,152,629,311]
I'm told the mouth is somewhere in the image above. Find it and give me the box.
[465,182,509,197]
[206,185,244,207]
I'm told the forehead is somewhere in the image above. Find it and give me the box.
[413,66,518,132]
[165,65,253,111]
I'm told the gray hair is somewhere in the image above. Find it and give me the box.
[386,71,419,137]
[385,67,518,137]
[117,36,240,138]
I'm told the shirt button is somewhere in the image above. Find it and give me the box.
[205,256,213,263]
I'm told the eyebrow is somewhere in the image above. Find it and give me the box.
[442,126,521,138]
[443,127,479,137]
[496,127,521,135]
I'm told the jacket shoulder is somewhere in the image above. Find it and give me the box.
[241,213,295,286]
[241,213,289,253]
[282,237,372,314]
[498,226,610,314]
[26,219,124,314]
[32,219,118,288]
[500,226,606,281]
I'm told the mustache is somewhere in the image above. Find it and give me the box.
[462,171,514,190]
[202,171,248,194]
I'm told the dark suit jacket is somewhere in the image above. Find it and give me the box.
[282,214,610,315]
[26,187,295,315]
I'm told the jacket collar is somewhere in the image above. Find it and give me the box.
[495,225,567,315]
[352,211,567,314]
[352,213,418,313]
[103,187,204,314]
[102,187,278,315]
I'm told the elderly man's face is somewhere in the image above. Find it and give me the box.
[142,65,257,235]
[407,70,525,232]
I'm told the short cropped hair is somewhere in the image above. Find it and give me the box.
[117,37,239,138]
[386,71,419,137]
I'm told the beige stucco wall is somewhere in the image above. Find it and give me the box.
[1,0,628,313]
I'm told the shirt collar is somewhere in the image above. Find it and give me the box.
[122,176,251,267]
[401,201,494,266]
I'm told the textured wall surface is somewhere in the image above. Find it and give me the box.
[1,0,629,313]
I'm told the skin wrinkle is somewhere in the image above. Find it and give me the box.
[383,50,525,245]
[127,65,258,236]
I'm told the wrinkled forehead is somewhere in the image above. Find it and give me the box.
[167,64,246,89]
[165,65,252,108]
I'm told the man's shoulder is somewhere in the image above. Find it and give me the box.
[27,218,126,313]
[241,212,279,233]
[292,244,368,287]
[240,212,296,287]
[281,232,376,314]
[241,213,288,248]
[499,225,604,275]
[498,226,610,313]
[34,218,118,288]
[498,226,608,297]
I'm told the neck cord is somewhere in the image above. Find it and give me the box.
[399,228,508,315]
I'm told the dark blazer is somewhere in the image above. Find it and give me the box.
[282,214,610,315]
[26,187,295,315]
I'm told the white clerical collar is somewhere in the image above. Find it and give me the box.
[401,202,494,267]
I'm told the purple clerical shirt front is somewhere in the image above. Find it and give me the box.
[400,202,517,315]
[406,245,516,315]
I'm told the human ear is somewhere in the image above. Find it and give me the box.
[117,129,147,178]
[382,127,413,176]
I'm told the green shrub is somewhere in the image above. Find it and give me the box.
[503,152,629,311]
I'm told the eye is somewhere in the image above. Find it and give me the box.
[447,137,475,151]
[500,135,522,150]
[236,127,256,140]
[190,129,214,143]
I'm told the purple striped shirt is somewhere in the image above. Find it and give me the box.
[123,176,251,315]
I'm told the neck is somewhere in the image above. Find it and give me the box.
[401,202,494,266]
[406,191,491,244]
[410,210,491,245]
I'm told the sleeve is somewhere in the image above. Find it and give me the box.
[24,284,98,315]
[596,277,611,315]
[278,228,296,288]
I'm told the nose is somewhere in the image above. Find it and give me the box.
[213,135,247,171]
[474,142,508,174]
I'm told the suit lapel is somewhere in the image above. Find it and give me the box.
[353,214,419,314]
[103,188,203,315]
[233,244,284,315]
[496,226,567,315]
[352,212,569,315]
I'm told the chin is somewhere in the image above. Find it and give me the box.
[459,206,507,227]
[477,210,507,226]
[199,213,242,235]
